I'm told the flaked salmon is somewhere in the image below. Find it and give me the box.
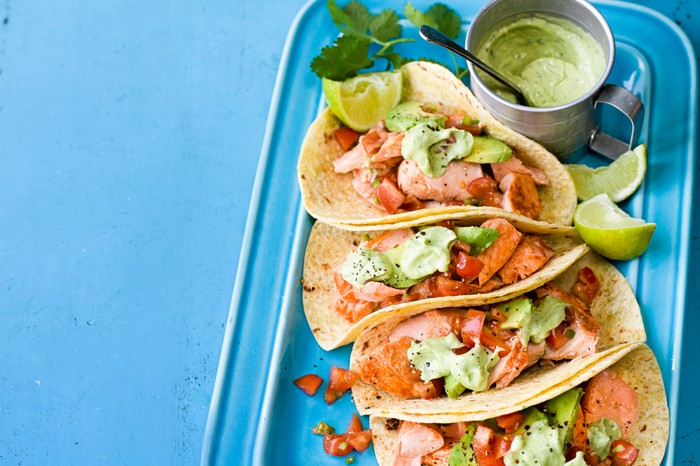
[391,421,445,466]
[535,283,600,360]
[476,218,523,285]
[355,336,441,399]
[500,172,542,219]
[498,235,555,284]
[491,156,549,185]
[389,310,461,343]
[397,159,484,203]
[582,369,638,437]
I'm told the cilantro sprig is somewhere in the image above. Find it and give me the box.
[311,0,467,81]
[404,3,469,79]
[312,0,412,80]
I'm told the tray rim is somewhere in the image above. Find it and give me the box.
[201,0,698,464]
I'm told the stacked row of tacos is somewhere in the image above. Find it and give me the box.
[297,62,668,464]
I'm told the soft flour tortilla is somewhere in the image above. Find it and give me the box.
[370,344,669,466]
[297,61,577,230]
[350,250,647,419]
[303,217,588,351]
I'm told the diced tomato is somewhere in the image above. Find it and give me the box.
[347,413,363,433]
[456,252,485,279]
[445,114,483,135]
[480,326,513,357]
[452,240,472,255]
[436,220,455,229]
[467,176,502,207]
[323,434,354,456]
[325,366,358,405]
[293,373,323,396]
[472,424,505,466]
[376,177,406,214]
[434,275,472,297]
[496,412,526,434]
[400,195,424,211]
[441,422,468,441]
[461,310,486,347]
[333,126,361,151]
[546,322,574,350]
[571,266,600,305]
[346,430,372,452]
[610,439,639,466]
[322,414,373,457]
[493,435,514,458]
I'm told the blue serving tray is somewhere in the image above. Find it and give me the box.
[201,1,697,464]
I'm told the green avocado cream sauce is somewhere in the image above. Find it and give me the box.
[504,419,587,466]
[475,14,605,107]
[340,226,456,287]
[402,123,475,178]
[407,333,500,394]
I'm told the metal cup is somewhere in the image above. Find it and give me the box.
[466,0,644,162]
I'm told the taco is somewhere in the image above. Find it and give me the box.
[349,251,647,418]
[371,344,668,466]
[303,215,587,350]
[297,61,577,230]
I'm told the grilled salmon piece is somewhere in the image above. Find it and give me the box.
[397,159,484,203]
[535,283,600,360]
[373,132,405,163]
[499,172,542,219]
[476,218,522,285]
[491,156,549,185]
[487,336,529,388]
[389,310,463,343]
[498,235,555,284]
[360,121,389,156]
[365,229,414,252]
[582,369,638,437]
[355,336,441,399]
[391,421,445,466]
[333,142,366,173]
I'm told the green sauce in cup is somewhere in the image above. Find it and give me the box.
[476,14,606,108]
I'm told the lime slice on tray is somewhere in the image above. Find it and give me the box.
[322,71,402,132]
[573,193,655,261]
[566,144,647,202]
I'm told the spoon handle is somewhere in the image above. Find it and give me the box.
[419,25,526,104]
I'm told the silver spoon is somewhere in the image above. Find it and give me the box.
[419,25,529,106]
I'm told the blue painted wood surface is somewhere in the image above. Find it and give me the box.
[0,0,697,464]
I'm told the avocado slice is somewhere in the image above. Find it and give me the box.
[545,388,584,446]
[453,226,500,255]
[382,243,421,288]
[463,136,512,163]
[444,374,467,399]
[512,407,549,436]
[385,101,447,132]
[448,422,478,466]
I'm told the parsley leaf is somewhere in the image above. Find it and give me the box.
[369,9,402,42]
[311,35,374,81]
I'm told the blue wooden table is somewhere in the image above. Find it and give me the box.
[0,0,697,464]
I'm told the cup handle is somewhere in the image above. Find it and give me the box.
[588,84,644,160]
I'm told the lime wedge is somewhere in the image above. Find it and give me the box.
[566,144,647,202]
[573,193,655,261]
[322,71,402,132]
